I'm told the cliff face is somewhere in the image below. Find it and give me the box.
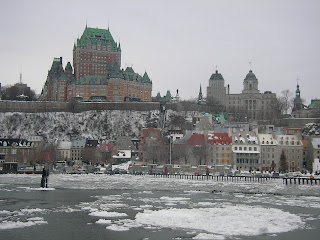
[0,110,160,142]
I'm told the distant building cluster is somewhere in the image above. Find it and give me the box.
[206,69,278,123]
[40,26,152,102]
[138,116,313,173]
[1,113,320,175]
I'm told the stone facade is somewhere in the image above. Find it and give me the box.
[276,134,303,172]
[40,26,152,102]
[206,70,278,123]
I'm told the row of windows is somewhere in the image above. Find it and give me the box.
[237,159,259,164]
[234,146,258,151]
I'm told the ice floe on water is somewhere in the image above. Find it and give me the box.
[135,205,304,236]
[0,217,47,230]
[89,211,128,218]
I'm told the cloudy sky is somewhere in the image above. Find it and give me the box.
[1,0,319,103]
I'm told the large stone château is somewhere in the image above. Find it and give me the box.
[40,26,152,102]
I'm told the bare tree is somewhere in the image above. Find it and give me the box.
[192,145,208,165]
[278,90,294,115]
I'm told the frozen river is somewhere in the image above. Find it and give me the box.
[1,174,320,240]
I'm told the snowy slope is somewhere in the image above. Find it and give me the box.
[0,110,159,142]
[0,110,198,142]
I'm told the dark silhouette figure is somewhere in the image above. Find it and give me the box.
[41,168,49,188]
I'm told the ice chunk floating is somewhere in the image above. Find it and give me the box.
[135,205,304,236]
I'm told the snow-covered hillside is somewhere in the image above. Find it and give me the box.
[0,110,200,142]
[0,110,160,142]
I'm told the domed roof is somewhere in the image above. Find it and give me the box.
[210,70,224,80]
[245,70,257,80]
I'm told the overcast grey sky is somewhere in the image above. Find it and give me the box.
[1,0,319,103]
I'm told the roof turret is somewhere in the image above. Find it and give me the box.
[65,62,73,71]
[142,72,151,83]
[245,70,257,80]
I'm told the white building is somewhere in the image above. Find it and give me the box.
[313,158,320,174]
[231,131,260,171]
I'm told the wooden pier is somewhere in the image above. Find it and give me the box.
[151,174,276,183]
[282,177,320,185]
[148,173,319,185]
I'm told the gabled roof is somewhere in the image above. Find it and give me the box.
[71,139,87,148]
[194,117,213,131]
[57,141,72,150]
[276,135,302,146]
[187,134,206,147]
[207,133,232,145]
[258,134,277,145]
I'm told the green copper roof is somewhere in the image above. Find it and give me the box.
[76,27,119,51]
[245,70,257,80]
[65,62,73,71]
[210,70,224,80]
[142,72,151,83]
[308,99,320,109]
[77,75,108,85]
[166,90,172,98]
[109,62,124,79]
[48,57,64,76]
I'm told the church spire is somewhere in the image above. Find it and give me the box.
[198,84,203,101]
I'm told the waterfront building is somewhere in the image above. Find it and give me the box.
[258,134,278,172]
[306,138,320,172]
[231,131,260,171]
[207,133,232,167]
[0,139,36,166]
[275,134,303,172]
[56,141,72,162]
[71,139,87,164]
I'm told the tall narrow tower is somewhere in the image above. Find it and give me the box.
[207,70,226,105]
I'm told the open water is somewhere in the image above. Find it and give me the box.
[1,174,320,240]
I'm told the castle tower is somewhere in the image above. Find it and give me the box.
[73,26,121,81]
